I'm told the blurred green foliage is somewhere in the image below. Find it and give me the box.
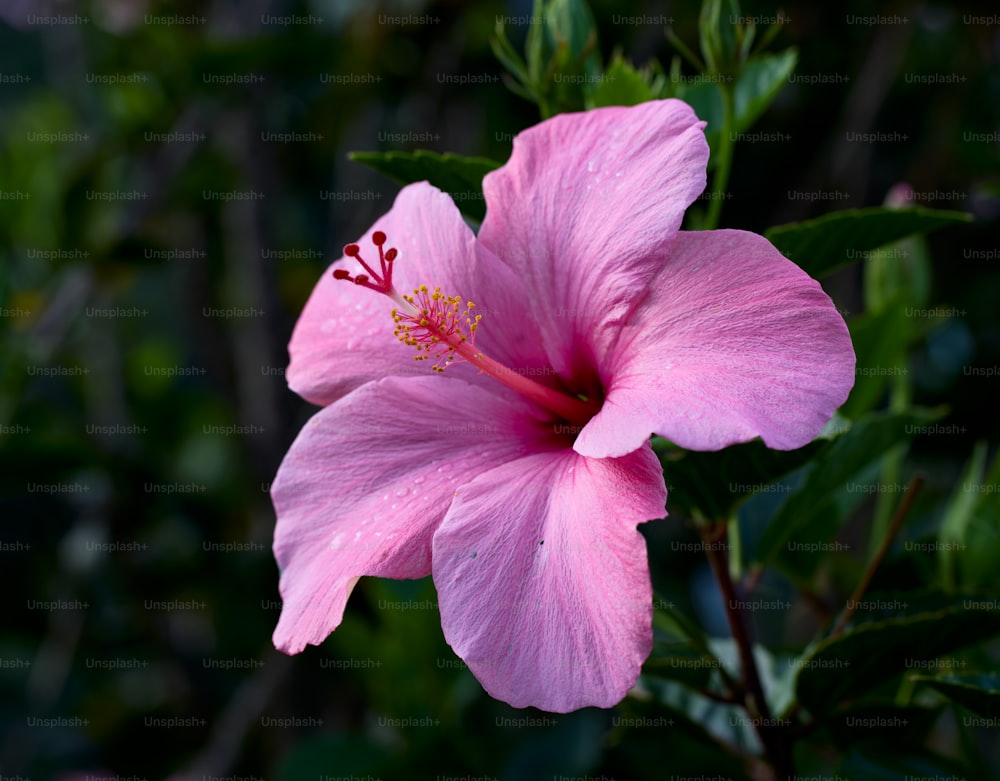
[2,0,999,779]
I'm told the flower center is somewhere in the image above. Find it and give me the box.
[334,232,600,427]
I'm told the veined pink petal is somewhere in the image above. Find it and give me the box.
[576,230,856,457]
[432,444,666,712]
[287,182,550,407]
[478,99,709,384]
[272,376,548,654]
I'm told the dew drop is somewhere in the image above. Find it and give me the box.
[395,486,409,497]
[413,476,425,485]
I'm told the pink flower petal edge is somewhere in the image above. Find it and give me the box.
[272,375,549,653]
[433,445,666,712]
[479,99,709,383]
[576,229,856,458]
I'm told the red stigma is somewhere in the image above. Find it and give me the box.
[333,232,398,295]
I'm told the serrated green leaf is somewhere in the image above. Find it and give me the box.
[794,599,1000,715]
[754,409,944,567]
[765,207,972,279]
[914,673,1000,719]
[349,150,501,221]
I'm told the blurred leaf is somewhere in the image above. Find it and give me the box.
[794,597,1000,715]
[938,442,989,591]
[698,0,740,74]
[754,408,944,567]
[765,207,972,279]
[822,703,943,749]
[863,221,933,314]
[610,696,752,780]
[587,55,653,107]
[534,0,601,75]
[838,746,975,781]
[639,675,759,756]
[653,435,826,521]
[732,49,798,134]
[645,641,717,690]
[678,48,797,167]
[349,150,501,221]
[840,303,911,419]
[499,709,605,781]
[960,450,1000,590]
[913,673,1000,719]
[279,733,389,781]
[648,597,727,690]
[514,0,601,116]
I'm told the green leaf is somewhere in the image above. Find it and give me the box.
[838,746,975,781]
[349,150,501,222]
[765,207,972,279]
[611,695,753,780]
[638,676,760,755]
[939,442,989,591]
[587,56,653,108]
[914,673,1000,719]
[754,409,943,567]
[653,434,825,521]
[793,598,1000,715]
[645,641,718,690]
[647,598,727,692]
[822,703,943,749]
[839,303,912,419]
[675,49,797,167]
[491,21,531,86]
[731,48,798,135]
[961,450,1000,590]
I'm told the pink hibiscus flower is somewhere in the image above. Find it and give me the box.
[271,99,855,712]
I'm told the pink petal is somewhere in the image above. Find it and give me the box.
[432,444,666,712]
[287,182,549,407]
[478,99,708,384]
[576,230,856,457]
[272,376,547,654]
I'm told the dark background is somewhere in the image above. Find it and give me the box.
[1,0,998,779]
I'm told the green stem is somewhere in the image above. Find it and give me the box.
[868,373,910,558]
[727,513,743,581]
[702,81,735,231]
